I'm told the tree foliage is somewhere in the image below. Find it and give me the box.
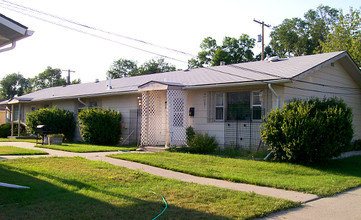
[0,73,30,99]
[270,5,339,57]
[107,59,138,79]
[26,107,76,141]
[188,34,255,68]
[31,67,67,91]
[318,7,361,68]
[107,57,176,79]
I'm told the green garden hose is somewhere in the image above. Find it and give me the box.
[106,186,167,219]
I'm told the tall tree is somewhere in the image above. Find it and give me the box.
[31,67,67,91]
[106,58,138,79]
[0,73,30,99]
[270,5,339,57]
[137,58,176,75]
[106,58,176,79]
[318,7,361,68]
[188,34,255,69]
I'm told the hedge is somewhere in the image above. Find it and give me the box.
[77,108,122,145]
[261,97,353,164]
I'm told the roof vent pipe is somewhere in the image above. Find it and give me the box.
[268,83,279,109]
[107,78,112,90]
[220,61,226,66]
[95,79,99,83]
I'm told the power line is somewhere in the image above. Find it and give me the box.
[0,2,188,64]
[0,0,195,58]
[1,1,359,96]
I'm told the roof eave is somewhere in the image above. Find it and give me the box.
[184,78,291,90]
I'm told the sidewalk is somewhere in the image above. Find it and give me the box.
[259,186,361,220]
[2,142,361,219]
[0,142,317,203]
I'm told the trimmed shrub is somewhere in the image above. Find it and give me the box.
[78,108,122,145]
[0,123,26,138]
[188,133,218,154]
[186,126,196,144]
[352,139,361,151]
[26,107,76,141]
[261,97,353,164]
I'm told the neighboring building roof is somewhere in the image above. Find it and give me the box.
[0,13,34,48]
[6,51,361,104]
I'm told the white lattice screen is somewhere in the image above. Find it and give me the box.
[167,89,187,146]
[140,89,188,147]
[140,91,167,146]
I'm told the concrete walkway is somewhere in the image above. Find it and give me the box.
[0,142,318,203]
[3,142,361,219]
[259,186,361,220]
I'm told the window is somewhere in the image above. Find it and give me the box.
[89,101,98,108]
[209,90,264,122]
[13,106,19,121]
[215,93,224,121]
[31,105,36,111]
[252,91,263,120]
[227,91,251,121]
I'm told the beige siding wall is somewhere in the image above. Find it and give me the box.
[187,85,272,148]
[20,95,140,142]
[282,61,361,139]
[187,89,225,145]
[101,93,140,143]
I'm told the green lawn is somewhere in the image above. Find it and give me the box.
[109,152,361,197]
[36,143,137,153]
[0,138,37,143]
[0,157,298,219]
[0,146,48,155]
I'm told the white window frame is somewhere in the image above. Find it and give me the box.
[215,92,225,121]
[251,90,263,121]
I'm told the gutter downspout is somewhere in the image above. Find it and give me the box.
[0,41,16,53]
[77,98,88,109]
[268,83,279,109]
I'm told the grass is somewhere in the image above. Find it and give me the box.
[0,146,48,155]
[109,152,361,197]
[0,138,37,143]
[35,143,137,153]
[0,157,298,219]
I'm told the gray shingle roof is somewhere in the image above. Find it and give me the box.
[13,51,353,103]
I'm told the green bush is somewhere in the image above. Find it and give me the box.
[352,139,361,151]
[26,107,76,141]
[78,108,122,145]
[188,133,218,154]
[186,126,196,144]
[261,97,353,164]
[0,123,27,137]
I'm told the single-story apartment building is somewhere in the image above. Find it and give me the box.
[2,51,361,148]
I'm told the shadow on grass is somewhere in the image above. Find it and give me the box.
[0,164,233,219]
[311,156,361,177]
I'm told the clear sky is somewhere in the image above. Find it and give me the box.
[0,0,360,83]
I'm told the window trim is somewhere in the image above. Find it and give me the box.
[251,90,263,121]
[215,92,225,121]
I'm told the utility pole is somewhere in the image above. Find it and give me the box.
[62,69,75,85]
[253,19,271,61]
